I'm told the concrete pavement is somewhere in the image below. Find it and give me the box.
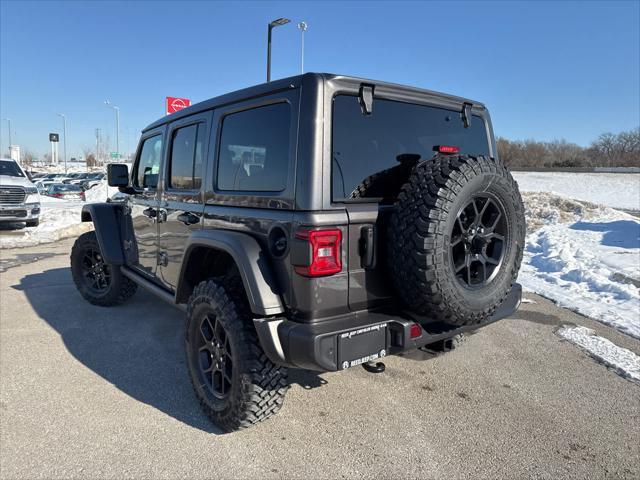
[1,239,639,479]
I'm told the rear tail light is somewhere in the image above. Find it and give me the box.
[80,192,86,200]
[294,229,342,277]
[434,145,460,154]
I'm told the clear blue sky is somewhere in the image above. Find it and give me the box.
[1,0,639,159]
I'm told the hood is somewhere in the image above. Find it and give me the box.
[0,175,35,188]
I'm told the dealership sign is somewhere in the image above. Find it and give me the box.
[166,96,191,115]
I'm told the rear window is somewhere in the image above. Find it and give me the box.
[52,184,81,192]
[331,95,490,202]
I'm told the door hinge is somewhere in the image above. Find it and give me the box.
[157,251,169,267]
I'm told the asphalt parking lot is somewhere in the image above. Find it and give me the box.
[1,238,639,479]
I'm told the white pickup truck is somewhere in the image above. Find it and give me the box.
[0,158,40,227]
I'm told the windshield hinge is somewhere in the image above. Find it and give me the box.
[358,84,375,115]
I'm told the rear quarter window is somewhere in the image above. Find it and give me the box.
[332,95,490,202]
[216,102,291,192]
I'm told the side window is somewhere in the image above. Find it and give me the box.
[135,135,163,189]
[217,102,290,192]
[169,123,205,190]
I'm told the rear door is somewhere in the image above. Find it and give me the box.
[157,112,212,290]
[129,129,164,277]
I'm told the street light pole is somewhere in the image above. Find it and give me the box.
[297,22,308,74]
[3,118,11,155]
[104,100,120,160]
[57,113,67,173]
[267,18,290,82]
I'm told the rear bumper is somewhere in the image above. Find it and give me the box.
[0,203,40,222]
[255,283,522,371]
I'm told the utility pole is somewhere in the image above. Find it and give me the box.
[297,22,308,74]
[267,18,290,82]
[104,100,120,160]
[3,118,11,155]
[57,113,67,173]
[95,128,102,166]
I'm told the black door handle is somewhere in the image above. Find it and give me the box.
[142,207,157,218]
[177,212,200,225]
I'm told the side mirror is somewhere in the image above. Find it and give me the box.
[107,163,129,187]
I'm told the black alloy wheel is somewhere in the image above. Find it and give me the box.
[450,195,507,289]
[195,313,233,400]
[81,247,112,294]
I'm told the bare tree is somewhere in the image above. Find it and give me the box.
[497,127,639,169]
[82,146,97,168]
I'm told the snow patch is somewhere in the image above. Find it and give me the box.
[513,172,640,211]
[0,181,117,249]
[519,192,639,339]
[556,325,640,382]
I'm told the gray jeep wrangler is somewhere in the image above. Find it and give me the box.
[70,73,525,432]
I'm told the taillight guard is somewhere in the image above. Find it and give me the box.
[294,228,342,277]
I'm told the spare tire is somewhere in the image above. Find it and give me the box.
[388,154,525,326]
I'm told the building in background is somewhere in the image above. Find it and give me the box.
[9,145,20,163]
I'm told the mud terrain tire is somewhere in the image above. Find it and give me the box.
[186,278,289,432]
[70,231,137,306]
[388,154,525,326]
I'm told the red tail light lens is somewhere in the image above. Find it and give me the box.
[410,323,422,338]
[295,229,342,277]
[434,145,460,154]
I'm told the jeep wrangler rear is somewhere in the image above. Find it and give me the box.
[70,73,525,432]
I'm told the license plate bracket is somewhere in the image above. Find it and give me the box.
[337,323,387,370]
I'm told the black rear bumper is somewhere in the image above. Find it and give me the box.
[255,284,522,372]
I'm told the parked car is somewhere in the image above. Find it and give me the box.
[0,158,41,227]
[46,183,85,201]
[39,173,73,187]
[35,181,48,194]
[70,73,525,432]
[63,172,89,184]
[78,173,106,190]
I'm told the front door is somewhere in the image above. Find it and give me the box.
[129,130,164,277]
[158,114,211,289]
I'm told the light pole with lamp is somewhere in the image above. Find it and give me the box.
[104,100,120,161]
[267,18,290,82]
[57,113,68,173]
[297,22,308,74]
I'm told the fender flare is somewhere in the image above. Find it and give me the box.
[80,203,126,265]
[178,230,284,316]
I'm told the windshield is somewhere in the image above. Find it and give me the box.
[331,95,491,202]
[0,160,25,177]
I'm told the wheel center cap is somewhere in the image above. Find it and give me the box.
[211,343,223,361]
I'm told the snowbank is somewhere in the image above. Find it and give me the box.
[0,181,117,249]
[556,325,640,382]
[519,192,640,339]
[513,172,640,211]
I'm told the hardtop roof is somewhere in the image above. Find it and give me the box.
[143,72,484,133]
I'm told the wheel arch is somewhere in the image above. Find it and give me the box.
[177,230,284,317]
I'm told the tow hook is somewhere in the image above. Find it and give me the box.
[362,360,385,373]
